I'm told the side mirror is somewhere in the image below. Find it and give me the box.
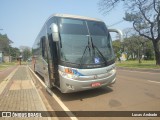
[50,23,59,42]
[108,29,123,42]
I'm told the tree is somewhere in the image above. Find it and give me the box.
[10,47,21,60]
[113,35,152,61]
[98,0,123,15]
[125,35,148,63]
[0,34,22,62]
[122,28,154,62]
[112,40,121,61]
[19,46,31,61]
[98,0,160,65]
[0,34,13,55]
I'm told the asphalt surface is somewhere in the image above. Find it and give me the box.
[43,69,160,120]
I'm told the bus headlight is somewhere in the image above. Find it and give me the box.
[107,66,116,74]
[59,68,79,79]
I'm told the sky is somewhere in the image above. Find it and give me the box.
[0,0,132,48]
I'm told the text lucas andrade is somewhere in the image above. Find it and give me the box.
[132,112,157,117]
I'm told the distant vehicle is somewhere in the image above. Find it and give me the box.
[32,14,123,93]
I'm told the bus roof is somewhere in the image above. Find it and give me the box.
[48,13,103,22]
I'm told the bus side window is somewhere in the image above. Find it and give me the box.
[41,36,47,61]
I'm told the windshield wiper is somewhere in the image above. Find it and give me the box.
[79,36,107,68]
[79,36,91,68]
[90,37,107,65]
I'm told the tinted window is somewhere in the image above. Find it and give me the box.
[60,34,88,63]
[58,18,115,66]
[59,18,88,35]
[87,21,107,36]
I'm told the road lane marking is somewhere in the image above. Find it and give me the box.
[118,75,160,85]
[117,69,160,74]
[147,80,160,84]
[28,66,78,120]
[46,88,78,120]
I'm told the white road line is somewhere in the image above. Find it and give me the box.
[28,67,53,120]
[118,69,160,74]
[29,67,46,87]
[28,66,78,120]
[147,80,160,84]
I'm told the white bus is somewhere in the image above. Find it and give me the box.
[32,14,123,93]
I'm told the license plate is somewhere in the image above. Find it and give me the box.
[91,82,101,87]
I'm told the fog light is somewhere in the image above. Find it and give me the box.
[66,84,75,90]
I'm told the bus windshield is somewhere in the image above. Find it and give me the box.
[58,18,115,67]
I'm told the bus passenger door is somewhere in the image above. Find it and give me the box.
[41,38,51,88]
[47,18,60,87]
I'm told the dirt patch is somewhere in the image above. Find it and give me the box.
[9,80,33,90]
[0,65,17,83]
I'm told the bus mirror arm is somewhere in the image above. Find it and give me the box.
[50,23,59,42]
[108,29,123,42]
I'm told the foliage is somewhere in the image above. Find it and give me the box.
[0,34,21,61]
[116,60,160,69]
[112,40,122,61]
[98,0,160,65]
[112,34,154,61]
[10,47,21,60]
[19,46,31,61]
[0,34,13,55]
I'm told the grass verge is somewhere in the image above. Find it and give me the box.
[0,62,17,71]
[116,60,160,69]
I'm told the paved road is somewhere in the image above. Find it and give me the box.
[43,69,160,120]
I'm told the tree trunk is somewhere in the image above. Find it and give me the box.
[152,40,160,65]
[138,46,141,63]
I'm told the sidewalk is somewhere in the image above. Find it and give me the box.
[0,66,51,120]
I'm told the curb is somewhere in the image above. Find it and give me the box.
[28,66,78,120]
[117,67,160,73]
[28,66,59,120]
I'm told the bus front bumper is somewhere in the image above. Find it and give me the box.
[59,71,116,93]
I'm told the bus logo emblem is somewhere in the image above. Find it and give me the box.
[94,75,98,79]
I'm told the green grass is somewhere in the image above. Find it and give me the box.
[0,62,16,71]
[116,60,160,69]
